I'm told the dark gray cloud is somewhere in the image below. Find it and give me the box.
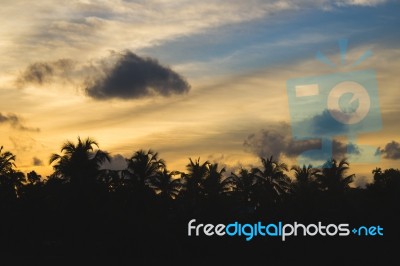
[378,141,400,159]
[32,157,43,166]
[244,122,292,159]
[290,109,348,138]
[85,51,190,100]
[244,121,359,161]
[310,109,347,136]
[0,112,40,132]
[295,108,373,138]
[17,51,190,100]
[17,59,75,86]
[101,154,128,170]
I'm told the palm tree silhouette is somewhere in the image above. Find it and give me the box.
[290,164,320,218]
[223,168,257,212]
[315,158,354,194]
[1,138,399,263]
[126,149,166,186]
[252,156,291,206]
[148,169,183,201]
[200,163,226,199]
[181,158,210,212]
[183,158,209,198]
[49,137,110,186]
[369,167,400,194]
[98,169,125,192]
[0,146,25,199]
[0,146,16,174]
[27,171,42,185]
[291,164,319,193]
[291,164,318,184]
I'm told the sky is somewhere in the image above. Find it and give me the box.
[1,0,399,184]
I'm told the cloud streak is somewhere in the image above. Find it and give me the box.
[3,0,389,72]
[244,122,359,161]
[335,0,389,7]
[17,59,76,86]
[0,112,40,132]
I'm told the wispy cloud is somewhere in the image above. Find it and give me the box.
[335,0,389,7]
[17,59,75,86]
[0,112,40,132]
[2,0,390,71]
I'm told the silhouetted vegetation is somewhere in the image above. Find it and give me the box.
[0,139,399,264]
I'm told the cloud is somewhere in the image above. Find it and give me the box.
[244,122,293,159]
[50,17,106,36]
[378,140,400,159]
[1,0,391,77]
[17,51,190,100]
[101,154,128,170]
[334,0,389,7]
[17,59,76,86]
[291,109,350,138]
[244,121,359,160]
[0,113,19,124]
[84,51,190,100]
[32,157,43,166]
[0,112,40,132]
[310,109,348,136]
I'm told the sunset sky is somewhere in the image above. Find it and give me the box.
[1,0,399,184]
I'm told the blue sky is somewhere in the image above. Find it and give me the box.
[140,1,400,77]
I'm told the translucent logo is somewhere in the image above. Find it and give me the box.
[286,40,382,167]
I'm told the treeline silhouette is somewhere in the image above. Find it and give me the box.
[0,137,399,264]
